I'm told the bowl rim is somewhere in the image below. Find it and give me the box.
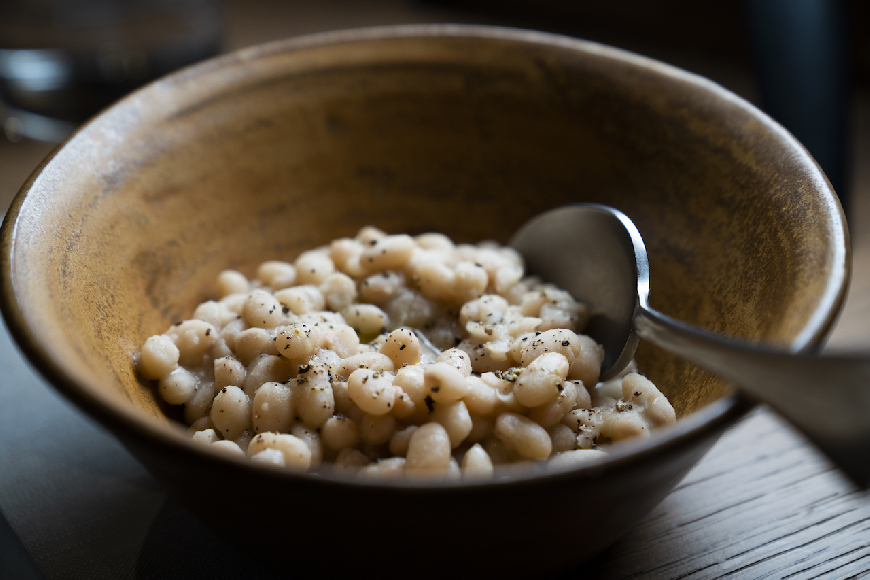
[0,23,850,490]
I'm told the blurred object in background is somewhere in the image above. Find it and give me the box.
[0,0,222,143]
[745,0,851,215]
[420,0,862,217]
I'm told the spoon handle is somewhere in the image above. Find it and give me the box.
[635,306,870,489]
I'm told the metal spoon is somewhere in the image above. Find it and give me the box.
[510,203,870,489]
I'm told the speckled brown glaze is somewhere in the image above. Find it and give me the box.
[0,26,849,578]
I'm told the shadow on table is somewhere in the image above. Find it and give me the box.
[134,495,626,579]
[0,509,45,580]
[134,496,284,579]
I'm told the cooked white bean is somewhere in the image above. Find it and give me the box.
[392,364,426,404]
[429,400,472,448]
[463,375,499,415]
[388,425,419,457]
[291,425,323,466]
[336,352,394,380]
[243,355,294,397]
[466,412,494,443]
[341,303,389,336]
[211,385,251,440]
[257,260,296,290]
[329,238,365,278]
[548,423,577,454]
[214,356,246,390]
[436,347,472,377]
[548,449,607,472]
[360,234,415,273]
[321,415,361,451]
[358,413,397,445]
[461,443,494,478]
[495,412,552,460]
[210,439,245,456]
[247,432,311,471]
[514,352,570,408]
[452,261,488,304]
[295,251,335,286]
[159,367,197,405]
[234,327,277,365]
[405,422,451,471]
[216,269,248,298]
[251,448,286,466]
[379,328,421,368]
[251,381,293,434]
[184,380,216,424]
[347,368,397,416]
[568,334,605,387]
[411,258,455,302]
[242,289,283,329]
[188,416,213,433]
[424,362,469,403]
[320,272,357,312]
[333,448,370,472]
[191,428,219,444]
[295,370,335,428]
[274,285,325,315]
[140,334,179,379]
[275,323,326,361]
[358,457,406,480]
[358,271,406,305]
[166,320,217,366]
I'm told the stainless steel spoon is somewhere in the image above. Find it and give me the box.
[510,203,870,489]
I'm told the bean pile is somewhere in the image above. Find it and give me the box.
[139,227,676,480]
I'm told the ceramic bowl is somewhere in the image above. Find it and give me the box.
[0,25,849,578]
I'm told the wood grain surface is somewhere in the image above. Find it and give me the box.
[587,408,869,579]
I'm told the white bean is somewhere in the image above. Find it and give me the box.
[214,356,246,390]
[514,352,569,407]
[424,362,469,403]
[405,422,451,472]
[216,270,248,298]
[462,443,494,479]
[358,413,397,445]
[495,412,552,460]
[159,367,197,405]
[252,381,294,434]
[247,432,311,471]
[211,385,252,440]
[295,251,335,286]
[341,304,389,336]
[257,260,296,290]
[321,415,361,451]
[242,290,279,329]
[234,327,277,365]
[359,234,415,272]
[274,285,325,315]
[336,352,395,381]
[379,328,422,368]
[140,334,179,379]
[429,400,472,448]
[166,320,217,366]
[320,272,357,312]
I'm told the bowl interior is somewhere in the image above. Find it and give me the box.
[3,26,848,454]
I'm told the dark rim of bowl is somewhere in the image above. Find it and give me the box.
[0,24,850,491]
